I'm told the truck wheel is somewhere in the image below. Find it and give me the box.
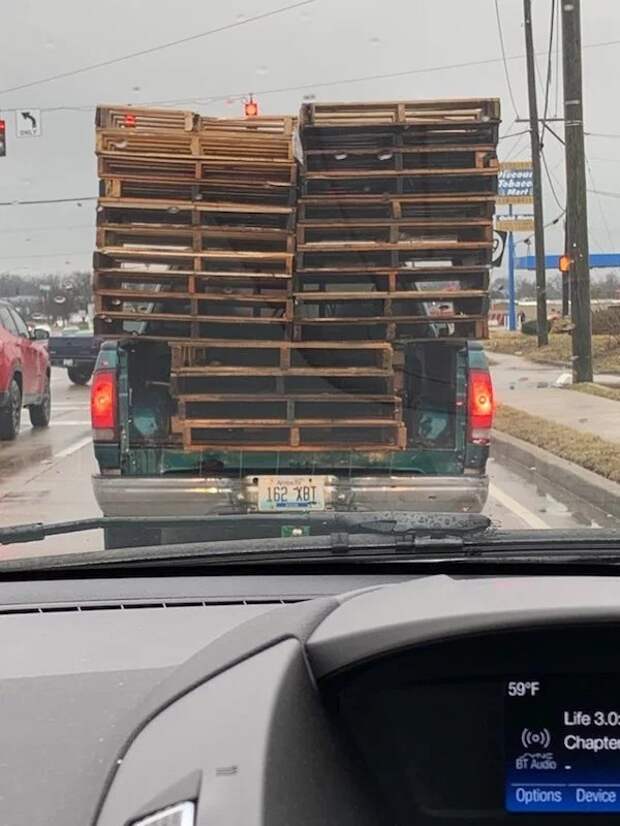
[68,365,93,385]
[104,526,162,550]
[0,378,22,441]
[29,376,51,428]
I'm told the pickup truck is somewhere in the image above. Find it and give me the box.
[48,329,101,385]
[90,338,494,549]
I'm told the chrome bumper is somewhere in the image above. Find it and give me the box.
[93,473,488,517]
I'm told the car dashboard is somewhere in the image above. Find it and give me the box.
[3,573,620,826]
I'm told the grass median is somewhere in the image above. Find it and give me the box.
[485,332,620,374]
[494,404,620,483]
[569,383,620,403]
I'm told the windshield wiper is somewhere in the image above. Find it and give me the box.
[0,526,619,575]
[0,511,491,545]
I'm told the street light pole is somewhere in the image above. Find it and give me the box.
[523,0,549,346]
[561,0,593,382]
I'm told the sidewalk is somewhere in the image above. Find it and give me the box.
[488,352,620,444]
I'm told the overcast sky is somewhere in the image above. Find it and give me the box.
[1,0,618,277]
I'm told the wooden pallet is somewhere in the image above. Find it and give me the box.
[170,339,395,370]
[170,418,407,451]
[94,315,292,340]
[296,243,493,272]
[300,98,501,127]
[297,217,492,246]
[94,247,294,274]
[100,176,297,206]
[298,194,497,222]
[304,147,498,175]
[96,223,295,253]
[96,105,196,131]
[293,316,489,342]
[97,198,295,231]
[301,167,498,198]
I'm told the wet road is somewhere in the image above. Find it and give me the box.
[0,368,617,559]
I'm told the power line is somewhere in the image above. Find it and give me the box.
[516,209,565,246]
[587,189,620,198]
[0,223,93,235]
[585,155,614,250]
[3,36,620,115]
[0,0,316,96]
[541,147,564,210]
[502,130,529,162]
[494,0,521,118]
[541,0,556,128]
[585,132,620,139]
[499,128,531,141]
[0,196,96,207]
[1,250,91,260]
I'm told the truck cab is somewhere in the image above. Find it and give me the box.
[90,339,493,548]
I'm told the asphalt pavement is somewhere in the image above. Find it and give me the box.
[0,368,616,560]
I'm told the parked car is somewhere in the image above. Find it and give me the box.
[0,300,52,440]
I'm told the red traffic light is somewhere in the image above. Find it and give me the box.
[123,113,137,127]
[0,119,6,157]
[244,98,259,118]
[559,254,571,274]
[0,119,5,132]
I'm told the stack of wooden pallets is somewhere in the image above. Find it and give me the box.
[94,106,297,343]
[295,98,500,341]
[93,105,406,451]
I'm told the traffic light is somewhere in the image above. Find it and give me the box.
[559,254,571,274]
[244,97,259,118]
[0,119,6,157]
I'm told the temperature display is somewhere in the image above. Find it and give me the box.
[505,675,620,813]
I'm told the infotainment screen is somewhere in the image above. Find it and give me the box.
[505,676,620,813]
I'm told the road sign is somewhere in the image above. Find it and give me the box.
[495,216,535,232]
[16,109,41,137]
[497,161,533,205]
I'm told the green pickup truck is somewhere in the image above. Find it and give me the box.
[90,338,494,549]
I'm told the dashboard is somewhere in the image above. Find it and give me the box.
[4,573,620,826]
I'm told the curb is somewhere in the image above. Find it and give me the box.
[491,430,620,520]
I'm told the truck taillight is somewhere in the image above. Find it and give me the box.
[468,369,494,445]
[91,370,117,441]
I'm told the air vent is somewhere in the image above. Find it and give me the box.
[0,597,306,616]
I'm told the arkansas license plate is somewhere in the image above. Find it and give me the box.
[257,476,326,512]
[62,359,74,366]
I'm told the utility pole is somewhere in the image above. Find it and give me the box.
[561,0,593,382]
[523,0,548,346]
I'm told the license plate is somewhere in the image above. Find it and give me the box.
[63,359,74,366]
[257,476,326,512]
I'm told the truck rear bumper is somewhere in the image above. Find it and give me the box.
[93,473,489,517]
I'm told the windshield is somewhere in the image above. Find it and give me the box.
[0,0,618,559]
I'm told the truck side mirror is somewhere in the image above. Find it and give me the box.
[33,327,50,341]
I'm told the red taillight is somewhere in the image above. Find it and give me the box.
[91,370,117,440]
[468,369,494,444]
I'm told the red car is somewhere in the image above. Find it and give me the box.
[0,301,52,440]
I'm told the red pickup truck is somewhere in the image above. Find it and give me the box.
[0,301,52,440]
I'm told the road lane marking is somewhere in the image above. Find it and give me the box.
[50,420,91,426]
[54,435,93,460]
[488,482,550,530]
